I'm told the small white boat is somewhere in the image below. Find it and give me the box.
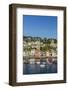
[36,62,40,64]
[40,64,45,68]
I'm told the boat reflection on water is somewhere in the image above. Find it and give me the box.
[23,58,57,75]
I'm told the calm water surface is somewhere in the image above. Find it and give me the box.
[23,59,57,75]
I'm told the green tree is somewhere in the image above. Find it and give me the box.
[54,39,57,43]
[47,39,51,44]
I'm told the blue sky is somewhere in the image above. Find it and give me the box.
[23,15,57,39]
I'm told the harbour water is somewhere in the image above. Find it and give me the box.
[23,58,57,75]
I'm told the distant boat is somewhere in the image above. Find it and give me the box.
[40,64,45,68]
[36,62,40,64]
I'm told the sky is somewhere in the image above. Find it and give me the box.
[23,15,57,39]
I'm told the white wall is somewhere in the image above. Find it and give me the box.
[0,0,68,90]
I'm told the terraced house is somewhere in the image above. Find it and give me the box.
[23,36,57,60]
